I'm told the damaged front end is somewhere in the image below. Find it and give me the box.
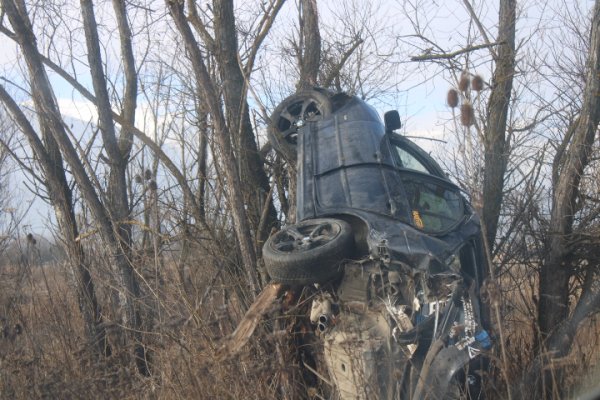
[311,254,491,399]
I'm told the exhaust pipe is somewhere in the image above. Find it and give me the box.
[310,296,332,324]
[317,322,327,332]
[317,314,329,332]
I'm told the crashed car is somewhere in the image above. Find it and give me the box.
[263,88,493,399]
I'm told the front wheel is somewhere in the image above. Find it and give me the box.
[263,218,353,285]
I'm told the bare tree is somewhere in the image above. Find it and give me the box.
[167,0,262,294]
[405,0,516,251]
[205,0,281,246]
[0,75,110,357]
[0,0,152,373]
[529,1,600,395]
[405,0,600,396]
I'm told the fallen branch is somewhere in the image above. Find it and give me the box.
[216,282,286,360]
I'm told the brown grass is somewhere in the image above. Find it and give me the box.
[2,253,600,399]
[0,252,322,400]
[483,262,600,399]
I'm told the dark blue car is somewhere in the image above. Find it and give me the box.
[264,89,492,399]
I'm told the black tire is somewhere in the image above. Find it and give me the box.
[268,89,333,163]
[263,218,353,285]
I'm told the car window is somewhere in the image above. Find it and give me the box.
[395,146,430,174]
[390,140,464,231]
[402,176,464,233]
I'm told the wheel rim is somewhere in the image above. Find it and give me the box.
[272,221,340,253]
[273,95,330,146]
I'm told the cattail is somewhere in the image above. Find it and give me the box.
[144,169,153,180]
[472,74,484,91]
[148,180,158,191]
[460,102,475,126]
[458,71,470,92]
[26,233,34,243]
[134,175,142,184]
[447,89,459,108]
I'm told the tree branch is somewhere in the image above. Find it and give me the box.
[112,0,138,157]
[168,0,259,294]
[243,0,285,77]
[186,0,216,51]
[322,37,364,87]
[411,41,501,62]
[0,24,214,239]
[461,0,497,59]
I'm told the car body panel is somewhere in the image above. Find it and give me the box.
[296,95,486,294]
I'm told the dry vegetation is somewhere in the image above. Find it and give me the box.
[1,241,600,400]
[0,240,321,399]
[483,263,600,399]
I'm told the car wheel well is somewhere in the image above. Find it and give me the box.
[326,214,369,257]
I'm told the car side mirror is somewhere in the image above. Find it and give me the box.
[384,110,401,133]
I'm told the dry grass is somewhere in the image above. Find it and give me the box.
[483,262,600,399]
[0,251,322,400]
[2,253,600,399]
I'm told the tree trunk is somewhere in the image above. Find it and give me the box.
[297,0,321,89]
[0,72,109,357]
[80,0,150,375]
[530,1,600,396]
[196,109,209,223]
[212,0,278,245]
[168,0,260,294]
[3,0,149,373]
[482,0,516,251]
[539,0,600,338]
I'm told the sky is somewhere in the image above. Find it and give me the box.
[0,0,595,235]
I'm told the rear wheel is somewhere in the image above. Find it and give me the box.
[263,218,353,285]
[268,89,333,163]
